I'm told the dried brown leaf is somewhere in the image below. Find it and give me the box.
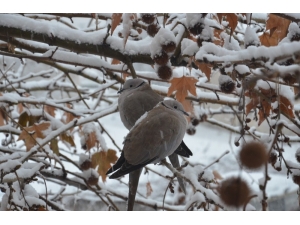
[167,76,198,103]
[44,105,56,117]
[60,133,75,147]
[91,149,118,182]
[213,28,224,46]
[195,61,211,81]
[85,131,98,151]
[18,122,51,151]
[61,104,79,125]
[259,32,279,47]
[111,13,122,35]
[279,95,295,119]
[50,138,59,155]
[266,14,290,41]
[146,182,153,197]
[224,13,238,35]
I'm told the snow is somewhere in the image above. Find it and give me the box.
[2,162,44,183]
[244,26,260,47]
[181,38,199,56]
[235,64,250,75]
[0,159,21,173]
[218,74,233,85]
[196,41,300,64]
[186,13,204,27]
[150,28,176,57]
[222,32,241,51]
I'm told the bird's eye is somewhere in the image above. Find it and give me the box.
[174,105,177,109]
[130,85,133,88]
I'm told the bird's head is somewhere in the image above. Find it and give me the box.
[118,78,148,94]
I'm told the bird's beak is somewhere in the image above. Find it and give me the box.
[117,88,124,94]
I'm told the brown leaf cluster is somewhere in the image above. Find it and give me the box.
[245,87,295,126]
[91,149,118,182]
[18,122,51,151]
[167,76,198,103]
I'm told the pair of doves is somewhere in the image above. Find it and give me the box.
[106,78,193,210]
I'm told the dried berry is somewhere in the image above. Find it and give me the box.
[141,13,156,24]
[292,174,300,185]
[245,118,251,123]
[87,175,99,186]
[189,23,204,36]
[234,141,240,147]
[283,136,290,143]
[268,151,278,165]
[275,166,282,171]
[219,177,251,207]
[147,24,160,37]
[191,117,200,126]
[219,75,235,94]
[220,80,236,93]
[157,65,172,80]
[162,41,176,53]
[239,141,268,170]
[186,127,196,135]
[296,148,300,163]
[80,159,92,171]
[244,125,250,131]
[153,51,169,65]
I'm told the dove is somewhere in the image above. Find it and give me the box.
[108,99,188,179]
[107,79,192,210]
[117,78,193,158]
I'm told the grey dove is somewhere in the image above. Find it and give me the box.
[107,79,192,210]
[108,99,188,179]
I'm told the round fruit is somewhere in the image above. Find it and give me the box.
[162,41,176,53]
[239,141,268,170]
[147,24,160,37]
[87,175,99,186]
[80,159,92,171]
[153,51,169,65]
[141,13,156,24]
[186,127,196,135]
[191,117,200,126]
[157,65,172,80]
[219,177,251,207]
[220,80,236,93]
[293,174,300,185]
[189,23,204,36]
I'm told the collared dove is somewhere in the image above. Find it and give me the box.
[117,78,193,158]
[107,79,192,210]
[108,99,188,179]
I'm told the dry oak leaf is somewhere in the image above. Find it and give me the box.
[18,121,51,151]
[195,61,211,81]
[111,13,123,35]
[91,149,118,182]
[167,76,198,103]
